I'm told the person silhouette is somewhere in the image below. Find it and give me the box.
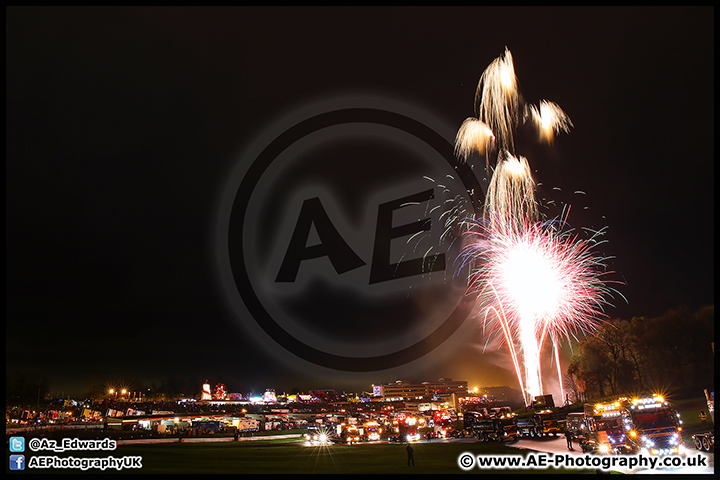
[406,443,415,466]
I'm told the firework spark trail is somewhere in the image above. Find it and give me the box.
[452,48,619,405]
[455,118,495,161]
[524,100,574,145]
[455,48,520,176]
[484,152,539,233]
[483,302,526,398]
[552,335,565,403]
[475,48,519,162]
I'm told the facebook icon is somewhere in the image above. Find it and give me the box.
[9,454,25,471]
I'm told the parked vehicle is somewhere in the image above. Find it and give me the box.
[693,389,714,452]
[464,411,518,442]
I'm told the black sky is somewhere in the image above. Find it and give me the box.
[6,7,714,398]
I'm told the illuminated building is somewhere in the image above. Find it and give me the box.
[372,378,468,401]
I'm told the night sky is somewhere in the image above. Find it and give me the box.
[6,7,714,399]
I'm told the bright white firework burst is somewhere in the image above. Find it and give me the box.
[460,215,620,405]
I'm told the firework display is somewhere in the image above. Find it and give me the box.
[455,48,619,405]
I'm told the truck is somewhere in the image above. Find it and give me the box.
[427,410,462,439]
[536,409,561,437]
[625,395,684,455]
[362,421,382,442]
[692,389,714,452]
[498,414,519,441]
[579,395,684,456]
[337,423,361,444]
[578,401,634,455]
[516,415,542,438]
[305,424,330,444]
[565,412,587,437]
[693,432,714,452]
[464,411,518,442]
[393,416,421,442]
[469,416,502,442]
[532,394,555,409]
[515,410,560,438]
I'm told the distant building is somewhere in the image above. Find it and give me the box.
[372,378,468,401]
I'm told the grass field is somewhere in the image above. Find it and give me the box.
[23,439,603,475]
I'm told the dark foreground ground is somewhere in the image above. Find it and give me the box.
[9,438,607,475]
